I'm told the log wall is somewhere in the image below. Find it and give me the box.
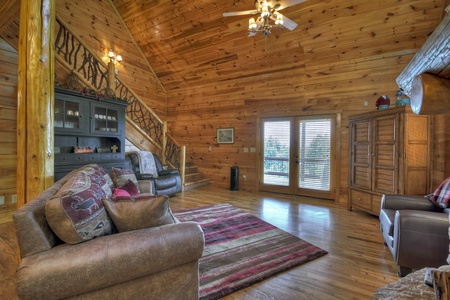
[0,0,449,221]
[161,1,449,204]
[0,38,17,223]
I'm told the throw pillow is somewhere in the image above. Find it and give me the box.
[117,179,140,196]
[45,170,113,244]
[112,188,131,197]
[103,194,176,232]
[111,167,140,193]
[425,177,450,208]
[71,164,113,198]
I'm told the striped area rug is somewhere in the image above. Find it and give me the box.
[174,203,328,300]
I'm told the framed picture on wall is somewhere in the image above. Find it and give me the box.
[217,128,234,144]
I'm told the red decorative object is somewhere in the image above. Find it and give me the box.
[376,95,390,110]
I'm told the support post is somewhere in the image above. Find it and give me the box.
[180,145,186,191]
[17,0,55,206]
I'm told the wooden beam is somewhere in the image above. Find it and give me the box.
[397,6,450,95]
[17,0,55,206]
[410,73,450,115]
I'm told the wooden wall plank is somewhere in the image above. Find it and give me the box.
[0,37,17,222]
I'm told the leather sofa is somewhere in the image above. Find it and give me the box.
[126,152,182,197]
[379,194,449,276]
[13,165,204,300]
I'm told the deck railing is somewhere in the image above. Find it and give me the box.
[54,16,184,173]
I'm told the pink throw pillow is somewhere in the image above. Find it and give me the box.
[112,188,131,198]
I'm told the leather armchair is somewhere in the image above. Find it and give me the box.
[126,152,182,197]
[379,194,449,276]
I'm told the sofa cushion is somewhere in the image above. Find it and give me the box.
[45,165,113,244]
[111,167,140,193]
[103,195,176,232]
[426,177,450,208]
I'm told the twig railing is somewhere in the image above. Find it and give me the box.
[54,16,184,173]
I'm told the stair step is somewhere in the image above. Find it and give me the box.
[185,172,206,182]
[183,161,209,191]
[185,166,198,174]
[184,178,210,191]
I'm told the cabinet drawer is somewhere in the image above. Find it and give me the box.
[350,189,372,211]
[55,154,73,163]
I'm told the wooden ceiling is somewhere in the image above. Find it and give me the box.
[111,0,447,94]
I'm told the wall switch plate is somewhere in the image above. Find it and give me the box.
[244,148,249,153]
[250,147,256,153]
[0,196,4,206]
[12,194,17,204]
[243,175,247,180]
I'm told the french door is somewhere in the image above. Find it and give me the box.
[259,115,337,199]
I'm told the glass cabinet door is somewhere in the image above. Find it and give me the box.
[92,104,120,134]
[54,99,85,132]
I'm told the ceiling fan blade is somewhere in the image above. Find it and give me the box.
[223,10,259,17]
[275,0,308,10]
[271,13,298,30]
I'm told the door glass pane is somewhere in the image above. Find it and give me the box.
[263,121,290,186]
[298,118,331,191]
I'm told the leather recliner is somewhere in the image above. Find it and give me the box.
[126,152,182,197]
[379,194,449,276]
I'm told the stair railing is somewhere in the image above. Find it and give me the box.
[54,16,185,177]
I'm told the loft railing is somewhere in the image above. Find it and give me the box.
[54,16,184,174]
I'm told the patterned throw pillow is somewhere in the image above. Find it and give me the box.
[426,177,450,208]
[111,167,140,193]
[103,195,176,232]
[45,168,113,244]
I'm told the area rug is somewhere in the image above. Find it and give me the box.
[173,203,328,300]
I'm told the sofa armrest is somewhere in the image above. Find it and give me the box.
[393,210,449,269]
[16,222,204,300]
[137,179,153,194]
[159,169,179,176]
[381,194,443,212]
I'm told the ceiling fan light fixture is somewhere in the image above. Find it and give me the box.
[275,14,284,26]
[261,5,270,17]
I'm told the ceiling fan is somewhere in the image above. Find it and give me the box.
[223,0,307,37]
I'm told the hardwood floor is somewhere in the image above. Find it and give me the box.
[0,186,399,299]
[170,186,399,300]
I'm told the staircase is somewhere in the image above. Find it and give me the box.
[54,18,210,192]
[183,162,210,191]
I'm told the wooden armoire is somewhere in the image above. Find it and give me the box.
[348,106,431,215]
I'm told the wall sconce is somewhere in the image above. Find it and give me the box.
[108,50,122,63]
[106,49,123,97]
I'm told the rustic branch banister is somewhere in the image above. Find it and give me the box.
[54,16,185,178]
